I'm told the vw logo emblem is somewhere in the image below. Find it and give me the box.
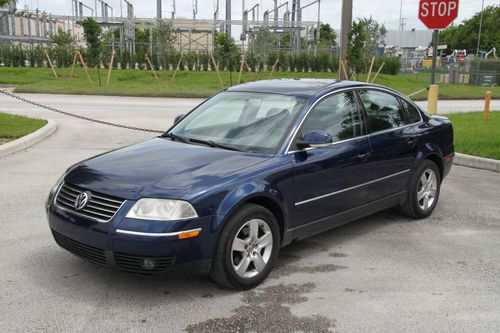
[74,192,91,211]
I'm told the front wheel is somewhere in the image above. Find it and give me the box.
[209,204,280,290]
[399,160,441,219]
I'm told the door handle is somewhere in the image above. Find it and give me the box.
[406,137,417,147]
[357,152,371,161]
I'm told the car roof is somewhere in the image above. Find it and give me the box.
[226,78,381,97]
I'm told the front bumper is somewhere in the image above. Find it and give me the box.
[47,201,217,275]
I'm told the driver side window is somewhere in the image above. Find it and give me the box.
[301,91,362,143]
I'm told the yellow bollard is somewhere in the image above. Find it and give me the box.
[427,84,439,115]
[484,91,491,121]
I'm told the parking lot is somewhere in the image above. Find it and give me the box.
[0,93,499,332]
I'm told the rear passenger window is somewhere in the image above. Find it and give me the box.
[358,90,407,132]
[401,99,422,124]
[301,91,362,143]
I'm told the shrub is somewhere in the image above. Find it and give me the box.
[11,45,26,67]
[317,51,330,72]
[120,49,131,69]
[247,52,257,72]
[375,56,401,75]
[185,51,197,71]
[267,51,278,70]
[328,54,339,73]
[1,44,13,67]
[198,51,209,71]
[278,51,288,72]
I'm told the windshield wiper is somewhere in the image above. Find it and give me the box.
[188,138,244,152]
[163,133,188,143]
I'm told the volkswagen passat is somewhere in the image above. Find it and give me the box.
[46,79,454,290]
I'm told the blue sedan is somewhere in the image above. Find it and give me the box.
[46,79,454,290]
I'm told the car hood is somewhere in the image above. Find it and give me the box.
[65,138,272,200]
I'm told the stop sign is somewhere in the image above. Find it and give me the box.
[419,0,459,30]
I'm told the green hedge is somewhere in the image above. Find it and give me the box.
[1,44,406,76]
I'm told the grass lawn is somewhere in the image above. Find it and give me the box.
[447,112,500,160]
[0,112,47,144]
[0,67,498,100]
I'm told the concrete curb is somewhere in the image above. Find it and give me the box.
[0,119,57,158]
[454,153,500,173]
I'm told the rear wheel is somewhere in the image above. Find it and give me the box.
[210,204,280,290]
[399,159,441,219]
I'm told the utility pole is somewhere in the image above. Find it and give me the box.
[339,0,352,80]
[274,0,278,25]
[475,0,485,85]
[296,0,301,52]
[430,29,438,84]
[399,0,403,30]
[225,0,231,36]
[157,0,162,19]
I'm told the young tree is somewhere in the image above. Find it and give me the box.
[81,17,102,68]
[214,32,240,85]
[360,17,387,57]
[347,19,368,79]
[157,21,177,69]
[51,27,74,69]
[319,23,337,47]
[250,26,277,69]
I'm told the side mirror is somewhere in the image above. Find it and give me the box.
[174,114,185,125]
[297,130,333,149]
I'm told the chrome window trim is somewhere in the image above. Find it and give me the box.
[284,87,362,154]
[287,134,370,154]
[295,169,411,206]
[116,228,202,238]
[398,94,424,124]
[357,88,424,134]
[284,86,424,155]
[53,182,127,223]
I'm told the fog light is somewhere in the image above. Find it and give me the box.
[141,258,155,270]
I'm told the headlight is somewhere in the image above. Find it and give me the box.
[126,199,198,221]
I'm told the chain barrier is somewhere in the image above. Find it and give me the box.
[0,89,164,134]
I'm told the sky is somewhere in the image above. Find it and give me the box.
[19,0,499,31]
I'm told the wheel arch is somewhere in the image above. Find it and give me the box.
[414,142,444,183]
[215,191,288,246]
[424,153,444,182]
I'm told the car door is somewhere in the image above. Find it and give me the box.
[288,91,372,228]
[357,89,418,201]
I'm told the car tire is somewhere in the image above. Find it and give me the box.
[399,159,441,219]
[209,203,280,290]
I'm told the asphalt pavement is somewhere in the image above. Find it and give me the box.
[0,93,499,332]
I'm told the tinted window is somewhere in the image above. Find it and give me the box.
[171,92,307,154]
[359,90,407,132]
[401,99,422,124]
[301,91,362,143]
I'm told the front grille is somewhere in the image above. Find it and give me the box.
[55,183,125,222]
[52,230,107,266]
[114,252,176,274]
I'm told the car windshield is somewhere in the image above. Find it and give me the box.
[168,91,307,154]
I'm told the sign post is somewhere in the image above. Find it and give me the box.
[419,0,460,83]
[418,0,459,114]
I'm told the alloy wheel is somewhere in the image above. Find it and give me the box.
[417,169,437,211]
[231,218,273,279]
